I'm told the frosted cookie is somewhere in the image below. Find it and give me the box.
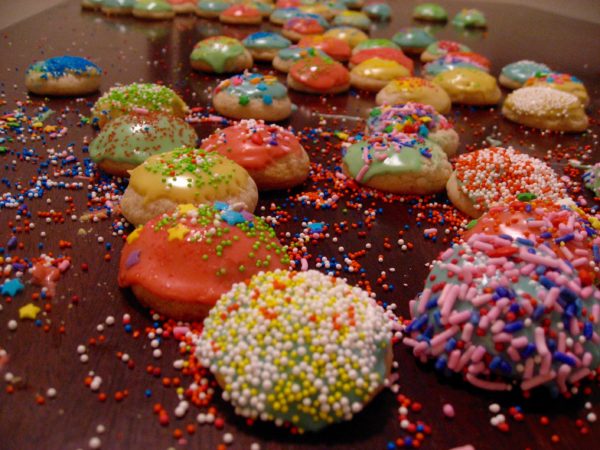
[341,0,365,10]
[446,146,565,218]
[25,56,102,96]
[421,40,471,63]
[323,26,368,48]
[502,86,589,133]
[366,103,459,156]
[120,147,258,226]
[423,52,491,79]
[272,46,328,72]
[91,83,189,128]
[219,3,262,24]
[351,38,399,54]
[297,35,351,62]
[376,77,451,114]
[196,269,394,431]
[118,203,289,320]
[167,0,196,13]
[300,3,335,20]
[287,55,350,94]
[342,133,452,194]
[413,3,447,22]
[282,17,326,41]
[81,0,103,10]
[499,60,551,90]
[213,72,292,121]
[132,0,175,19]
[362,1,391,21]
[101,0,135,15]
[246,1,275,18]
[195,0,232,18]
[350,58,411,92]
[569,161,600,198]
[524,72,590,107]
[452,8,487,28]
[332,10,372,30]
[269,7,301,25]
[405,237,600,394]
[202,119,310,190]
[433,68,501,106]
[89,111,197,177]
[242,31,291,62]
[350,48,414,73]
[190,36,253,73]
[391,27,435,55]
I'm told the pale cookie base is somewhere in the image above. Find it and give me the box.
[248,48,279,62]
[438,81,501,106]
[272,55,295,73]
[172,3,196,14]
[132,10,176,20]
[342,158,451,195]
[281,29,308,42]
[430,129,459,157]
[446,172,483,218]
[420,50,441,63]
[195,10,220,19]
[350,73,390,92]
[130,285,213,321]
[25,72,101,96]
[190,50,253,73]
[120,176,259,226]
[213,92,292,121]
[287,75,350,95]
[249,146,311,190]
[501,103,589,133]
[498,74,522,90]
[97,159,137,178]
[269,16,286,25]
[375,83,451,115]
[219,14,262,25]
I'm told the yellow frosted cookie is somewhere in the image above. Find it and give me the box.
[376,77,451,114]
[433,68,501,105]
[524,73,590,107]
[350,58,411,92]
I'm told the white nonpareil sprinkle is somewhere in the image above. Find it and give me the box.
[506,86,579,117]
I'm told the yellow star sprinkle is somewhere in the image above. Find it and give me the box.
[177,203,196,215]
[19,303,41,320]
[126,226,143,244]
[167,223,190,241]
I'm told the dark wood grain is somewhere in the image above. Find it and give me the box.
[1,1,599,449]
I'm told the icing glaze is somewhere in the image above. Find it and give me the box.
[89,112,197,167]
[215,72,288,106]
[350,48,414,74]
[367,102,452,136]
[392,27,435,50]
[452,8,487,28]
[501,60,550,84]
[424,52,490,77]
[362,2,391,21]
[197,0,232,13]
[277,45,328,61]
[413,2,447,21]
[119,202,289,308]
[190,36,246,73]
[352,38,399,53]
[102,0,136,9]
[424,40,471,58]
[242,31,292,49]
[332,11,372,29]
[323,26,368,47]
[289,55,350,91]
[351,58,410,81]
[270,7,301,22]
[297,35,351,61]
[221,3,261,18]
[128,147,250,204]
[133,0,174,12]
[433,68,499,95]
[201,119,303,170]
[26,56,101,79]
[284,17,325,35]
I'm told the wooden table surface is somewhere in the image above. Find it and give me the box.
[1,1,599,449]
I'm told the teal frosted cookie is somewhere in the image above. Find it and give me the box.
[269,7,301,25]
[195,0,232,18]
[499,60,551,89]
[392,27,435,54]
[190,36,252,73]
[362,1,391,21]
[242,31,292,61]
[452,8,487,28]
[25,55,102,96]
[132,0,175,19]
[273,46,328,72]
[101,0,136,15]
[413,3,447,22]
[213,72,292,121]
[196,269,394,432]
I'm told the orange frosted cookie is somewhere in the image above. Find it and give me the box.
[287,55,350,94]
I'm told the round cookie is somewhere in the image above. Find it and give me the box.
[405,236,600,394]
[287,55,350,94]
[376,77,451,114]
[323,26,368,48]
[132,0,175,19]
[421,40,472,63]
[282,17,326,41]
[202,119,310,190]
[120,147,259,226]
[433,68,501,106]
[273,46,328,73]
[392,27,435,55]
[423,52,491,79]
[350,48,414,73]
[499,60,551,90]
[196,269,394,431]
[91,83,189,128]
[213,72,292,121]
[246,1,275,18]
[190,36,253,73]
[366,103,459,157]
[351,38,399,55]
[342,133,452,195]
[269,7,301,25]
[81,0,104,11]
[300,3,335,20]
[101,0,135,15]
[452,8,487,28]
[502,86,589,133]
[195,0,232,18]
[342,0,365,9]
[297,35,351,62]
[167,0,197,13]
[524,72,590,107]
[118,202,289,320]
[413,3,447,22]
[25,56,102,96]
[89,111,198,177]
[219,3,262,24]
[332,10,371,30]
[362,1,391,21]
[242,31,292,62]
[350,58,411,92]
[446,146,565,218]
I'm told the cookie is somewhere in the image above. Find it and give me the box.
[350,58,411,92]
[25,56,102,96]
[190,36,253,73]
[323,26,368,48]
[392,27,435,54]
[287,55,350,94]
[375,77,451,114]
[421,40,471,62]
[272,46,328,73]
[433,68,501,106]
[297,35,351,62]
[524,72,590,107]
[242,31,292,62]
[499,60,551,90]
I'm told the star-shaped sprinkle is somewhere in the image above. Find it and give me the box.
[126,226,143,244]
[1,278,24,297]
[176,204,196,215]
[167,223,190,241]
[19,303,41,320]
